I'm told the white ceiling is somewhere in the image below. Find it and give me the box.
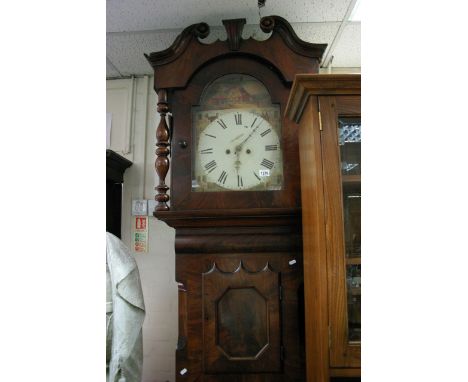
[106,0,361,78]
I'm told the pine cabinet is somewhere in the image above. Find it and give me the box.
[285,74,361,381]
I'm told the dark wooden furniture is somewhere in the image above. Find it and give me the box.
[106,149,132,238]
[145,17,326,381]
[285,74,361,382]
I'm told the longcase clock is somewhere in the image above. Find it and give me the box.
[145,16,326,381]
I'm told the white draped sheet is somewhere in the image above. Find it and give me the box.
[106,232,145,382]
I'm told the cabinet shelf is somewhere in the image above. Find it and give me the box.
[346,257,361,265]
[348,287,361,296]
[342,175,361,184]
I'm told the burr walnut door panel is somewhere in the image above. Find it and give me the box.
[202,262,281,374]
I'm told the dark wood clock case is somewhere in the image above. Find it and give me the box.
[145,16,326,381]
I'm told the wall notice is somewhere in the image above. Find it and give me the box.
[133,216,148,253]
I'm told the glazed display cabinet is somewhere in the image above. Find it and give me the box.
[286,74,361,381]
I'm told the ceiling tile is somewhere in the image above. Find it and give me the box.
[107,0,352,32]
[289,21,340,48]
[106,21,340,77]
[106,57,122,77]
[264,0,352,24]
[107,30,181,76]
[329,22,360,68]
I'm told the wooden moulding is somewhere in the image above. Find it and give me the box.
[175,233,302,254]
[154,207,300,227]
[285,74,361,124]
[145,16,327,89]
[161,208,303,254]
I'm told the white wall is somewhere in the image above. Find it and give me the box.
[107,76,178,382]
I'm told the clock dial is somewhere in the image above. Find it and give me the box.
[191,74,283,192]
[194,110,282,191]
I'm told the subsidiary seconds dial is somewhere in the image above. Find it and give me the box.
[196,111,282,191]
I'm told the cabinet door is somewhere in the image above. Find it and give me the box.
[320,95,361,368]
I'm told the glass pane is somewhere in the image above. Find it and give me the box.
[343,188,361,258]
[339,118,361,176]
[339,117,361,342]
[346,264,361,342]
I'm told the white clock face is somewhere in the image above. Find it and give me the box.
[194,110,282,191]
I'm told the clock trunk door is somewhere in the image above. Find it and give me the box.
[202,263,282,373]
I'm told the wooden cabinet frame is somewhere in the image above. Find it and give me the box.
[321,95,361,369]
[285,75,361,381]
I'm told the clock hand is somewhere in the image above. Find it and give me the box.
[237,120,263,149]
[230,133,245,143]
[234,143,242,170]
[234,117,263,173]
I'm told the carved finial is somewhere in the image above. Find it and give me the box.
[222,18,246,51]
[259,15,327,58]
[260,16,275,33]
[195,22,210,39]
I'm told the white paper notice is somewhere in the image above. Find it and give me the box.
[106,112,112,149]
